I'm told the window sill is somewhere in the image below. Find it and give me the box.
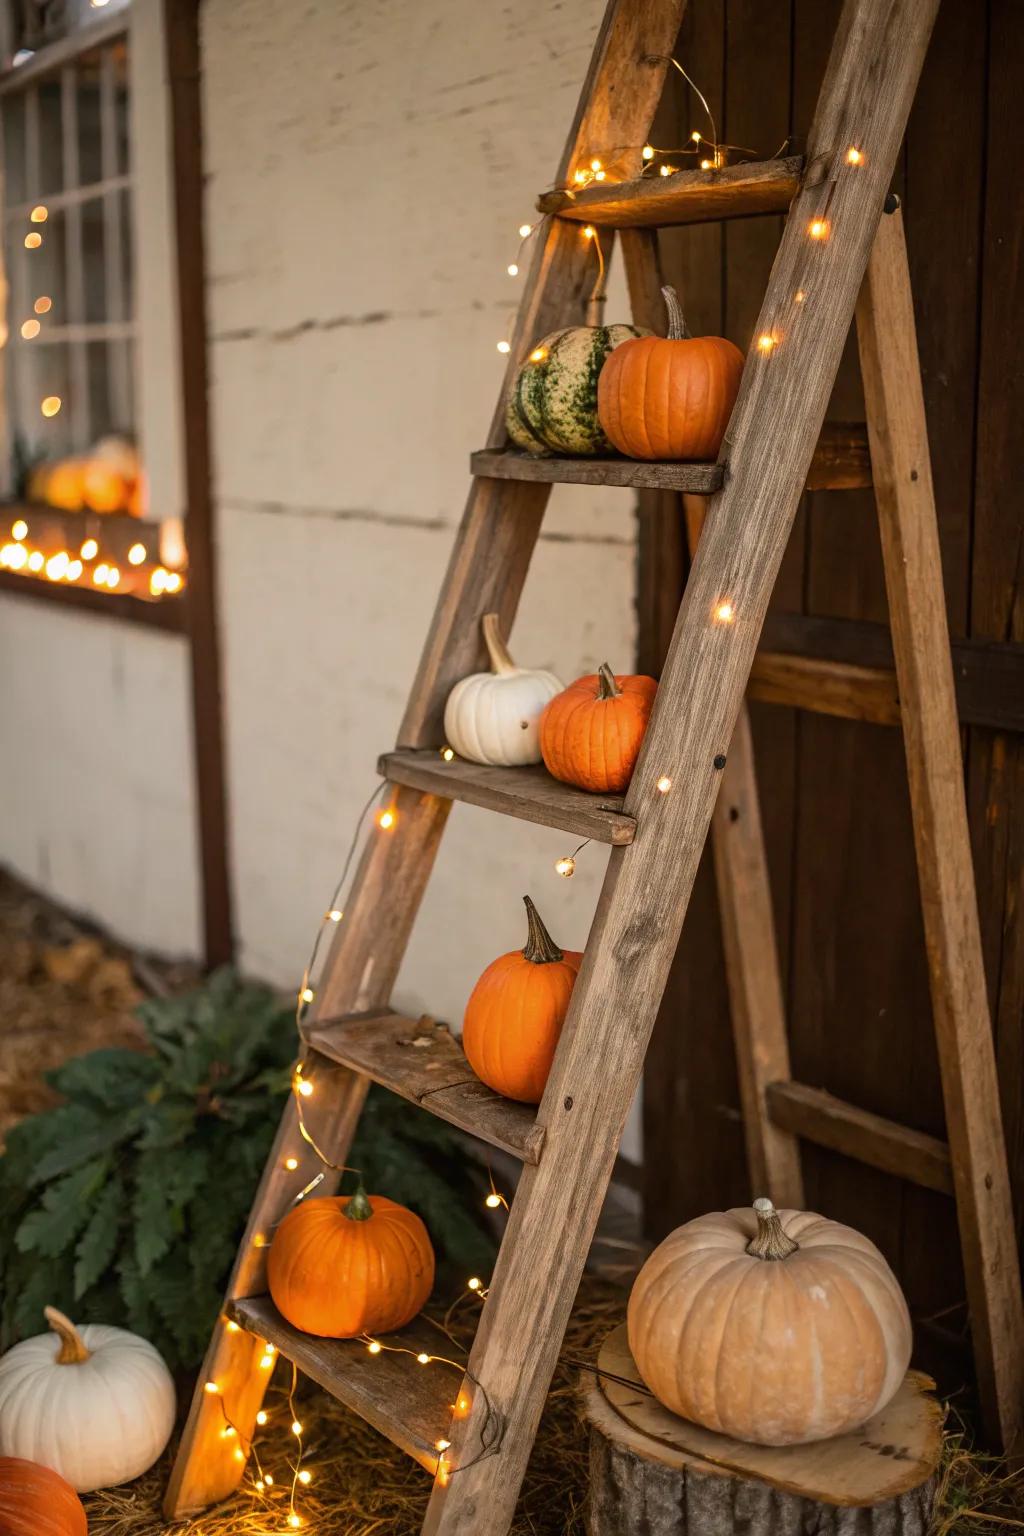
[0,566,187,631]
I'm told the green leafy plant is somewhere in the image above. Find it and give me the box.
[0,970,495,1369]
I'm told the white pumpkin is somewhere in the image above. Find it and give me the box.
[444,613,561,767]
[627,1198,912,1447]
[0,1306,176,1492]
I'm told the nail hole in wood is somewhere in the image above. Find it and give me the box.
[564,1096,574,1111]
[714,754,727,770]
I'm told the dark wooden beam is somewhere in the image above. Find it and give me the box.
[163,0,233,968]
[766,1080,953,1196]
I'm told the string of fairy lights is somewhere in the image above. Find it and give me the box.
[195,50,873,1523]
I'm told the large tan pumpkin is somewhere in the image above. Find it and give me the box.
[627,1199,912,1446]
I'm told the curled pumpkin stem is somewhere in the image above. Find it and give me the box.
[44,1305,92,1365]
[597,663,622,700]
[661,284,693,341]
[746,1196,799,1261]
[522,895,564,965]
[344,1184,374,1222]
[481,612,517,676]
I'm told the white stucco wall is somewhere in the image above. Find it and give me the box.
[202,0,642,1156]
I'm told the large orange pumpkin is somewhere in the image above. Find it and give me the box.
[82,459,127,513]
[540,664,656,794]
[627,1198,913,1446]
[0,1456,86,1536]
[44,461,86,512]
[267,1188,434,1338]
[597,285,743,460]
[462,895,582,1103]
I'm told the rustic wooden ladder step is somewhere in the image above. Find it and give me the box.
[537,154,804,227]
[765,1082,953,1196]
[167,1,1023,1531]
[306,1010,547,1164]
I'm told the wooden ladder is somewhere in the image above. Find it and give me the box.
[167,0,1023,1528]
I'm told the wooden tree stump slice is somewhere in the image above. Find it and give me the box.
[583,1326,943,1536]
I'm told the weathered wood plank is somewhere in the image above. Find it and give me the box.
[470,450,723,494]
[379,749,635,845]
[748,651,901,725]
[538,155,804,228]
[424,5,940,1530]
[765,1080,953,1196]
[857,208,1024,1454]
[307,1012,545,1164]
[586,1326,941,1533]
[231,1296,457,1473]
[804,421,872,489]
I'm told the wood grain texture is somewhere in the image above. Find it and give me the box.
[470,450,724,494]
[857,210,1024,1454]
[379,750,635,845]
[765,1081,953,1196]
[231,1295,459,1472]
[538,155,804,227]
[748,651,901,726]
[423,5,940,1530]
[306,1012,546,1164]
[585,1326,940,1533]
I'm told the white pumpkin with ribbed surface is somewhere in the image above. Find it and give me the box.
[627,1199,912,1446]
[0,1307,175,1491]
[444,613,561,767]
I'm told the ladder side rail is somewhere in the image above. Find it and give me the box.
[856,208,1024,1455]
[424,3,939,1531]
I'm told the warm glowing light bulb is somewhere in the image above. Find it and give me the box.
[656,775,673,793]
[467,1277,482,1291]
[288,1517,302,1530]
[34,296,51,314]
[642,144,655,160]
[264,1473,274,1485]
[297,1078,314,1098]
[150,567,168,594]
[260,1353,274,1369]
[233,1448,244,1463]
[794,289,806,304]
[291,1421,303,1436]
[757,334,776,354]
[594,169,606,180]
[204,1381,220,1395]
[715,601,735,624]
[529,347,546,363]
[496,340,511,354]
[21,319,40,339]
[28,551,43,571]
[106,566,120,588]
[416,1353,431,1366]
[165,572,183,593]
[690,130,702,143]
[378,809,395,830]
[327,908,343,922]
[285,1156,299,1170]
[440,745,455,762]
[590,158,602,172]
[506,263,518,276]
[30,205,47,222]
[518,223,532,238]
[554,856,575,878]
[367,1340,382,1355]
[583,225,596,239]
[846,146,863,165]
[94,563,109,583]
[128,542,146,565]
[808,218,828,240]
[45,551,69,581]
[659,164,674,177]
[41,395,61,416]
[221,1425,236,1438]
[573,168,587,184]
[485,1193,502,1209]
[256,1410,268,1425]
[225,1319,240,1333]
[300,987,314,1003]
[67,559,82,580]
[255,1478,265,1491]
[80,537,98,559]
[436,1438,451,1451]
[458,1396,470,1414]
[24,232,42,249]
[12,519,27,540]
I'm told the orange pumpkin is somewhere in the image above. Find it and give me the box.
[0,1456,86,1536]
[597,285,743,460]
[540,664,657,794]
[462,895,583,1103]
[82,459,127,513]
[267,1188,434,1338]
[44,461,86,512]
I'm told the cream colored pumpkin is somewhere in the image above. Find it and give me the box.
[0,1307,176,1492]
[627,1199,912,1446]
[444,613,561,767]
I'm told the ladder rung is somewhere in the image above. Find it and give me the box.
[765,1081,953,1196]
[749,652,901,726]
[471,449,723,494]
[537,155,804,229]
[472,424,870,498]
[229,1295,453,1472]
[306,1011,546,1164]
[380,749,635,846]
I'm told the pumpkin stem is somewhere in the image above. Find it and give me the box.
[746,1197,799,1261]
[522,895,564,965]
[597,663,622,700]
[585,294,606,327]
[44,1305,92,1365]
[661,285,692,341]
[344,1183,374,1222]
[481,612,517,676]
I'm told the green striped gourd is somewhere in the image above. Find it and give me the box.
[505,324,648,456]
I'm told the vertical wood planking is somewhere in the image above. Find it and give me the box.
[424,4,939,1531]
[857,210,1024,1455]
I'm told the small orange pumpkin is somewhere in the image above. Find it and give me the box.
[597,285,743,460]
[462,895,583,1104]
[44,461,86,512]
[540,664,657,794]
[82,459,127,514]
[267,1188,434,1338]
[0,1456,86,1536]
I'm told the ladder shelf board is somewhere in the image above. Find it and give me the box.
[380,749,635,845]
[537,155,805,229]
[229,1295,454,1473]
[306,1011,546,1164]
[471,424,870,498]
[766,1080,953,1196]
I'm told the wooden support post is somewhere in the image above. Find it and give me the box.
[856,209,1024,1455]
